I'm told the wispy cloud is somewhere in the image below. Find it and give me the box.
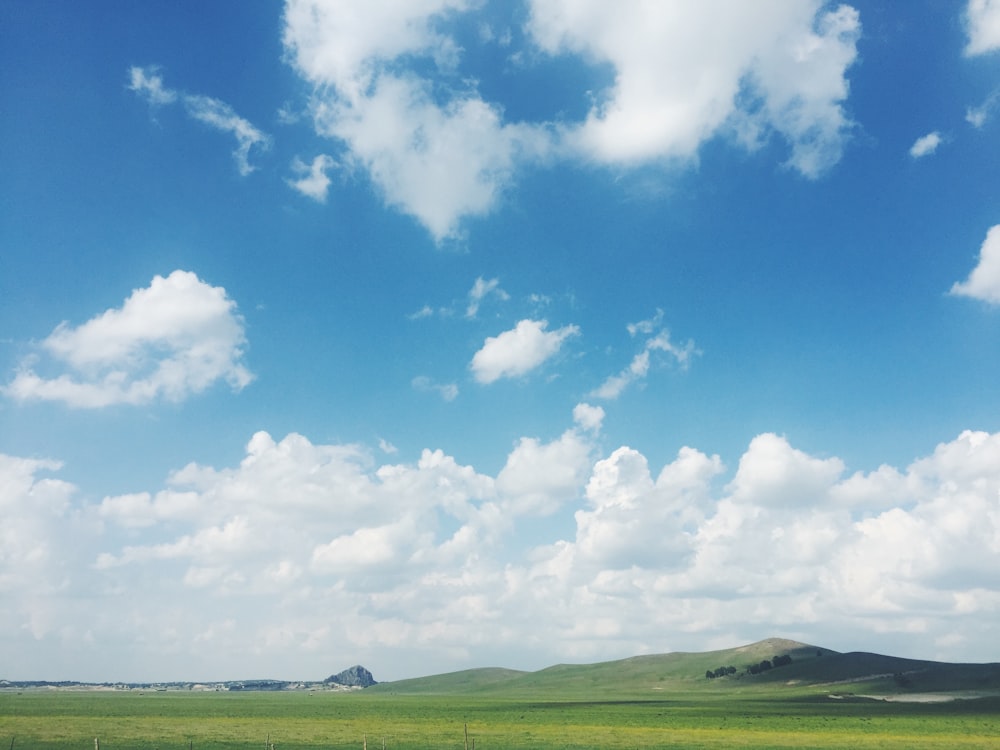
[412,375,459,401]
[183,95,270,176]
[592,311,696,400]
[966,88,1000,128]
[128,65,177,106]
[465,276,509,319]
[128,65,270,176]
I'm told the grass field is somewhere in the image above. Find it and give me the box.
[4,640,998,749]
[2,688,999,749]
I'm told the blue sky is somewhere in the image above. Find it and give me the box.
[2,0,1000,683]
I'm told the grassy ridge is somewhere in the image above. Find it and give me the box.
[369,638,1000,698]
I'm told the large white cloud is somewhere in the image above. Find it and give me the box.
[282,1,861,240]
[527,0,860,176]
[966,0,1000,55]
[5,421,1000,679]
[496,427,595,515]
[470,318,579,384]
[3,270,253,408]
[951,224,1000,304]
[283,0,550,241]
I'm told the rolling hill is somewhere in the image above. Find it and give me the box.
[368,637,1000,699]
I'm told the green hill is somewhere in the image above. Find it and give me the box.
[371,667,527,694]
[368,638,1000,699]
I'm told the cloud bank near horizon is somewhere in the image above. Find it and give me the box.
[4,422,998,682]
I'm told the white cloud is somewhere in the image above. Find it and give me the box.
[312,520,421,573]
[411,375,459,401]
[950,224,1000,304]
[0,455,77,595]
[470,319,579,384]
[183,95,270,176]
[592,315,696,400]
[527,0,860,177]
[496,428,595,515]
[5,422,1000,679]
[283,0,550,241]
[909,131,942,158]
[407,304,438,320]
[725,433,845,507]
[465,276,509,318]
[287,154,337,201]
[572,402,605,432]
[282,2,860,240]
[312,72,548,241]
[966,0,1000,55]
[966,88,1000,128]
[129,66,269,176]
[3,270,253,408]
[127,65,177,106]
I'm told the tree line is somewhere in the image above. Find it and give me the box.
[705,653,793,679]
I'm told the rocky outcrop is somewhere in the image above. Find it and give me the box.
[325,665,376,688]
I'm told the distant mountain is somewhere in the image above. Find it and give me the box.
[325,665,377,688]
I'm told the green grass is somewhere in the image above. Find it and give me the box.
[2,688,999,749]
[3,640,998,749]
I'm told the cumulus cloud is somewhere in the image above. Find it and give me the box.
[283,0,550,241]
[129,65,270,176]
[281,1,861,240]
[4,422,1000,679]
[3,270,253,408]
[592,312,696,399]
[287,153,337,201]
[725,433,845,507]
[527,0,860,177]
[0,455,77,595]
[966,0,1000,55]
[470,319,579,384]
[909,131,942,158]
[950,224,1000,304]
[496,427,595,515]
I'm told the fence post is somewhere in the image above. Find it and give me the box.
[464,723,469,750]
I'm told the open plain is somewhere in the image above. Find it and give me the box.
[3,640,998,749]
